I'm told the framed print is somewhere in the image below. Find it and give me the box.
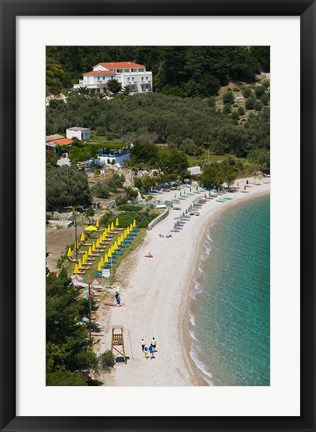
[0,0,315,431]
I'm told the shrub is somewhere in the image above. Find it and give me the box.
[238,106,245,115]
[260,94,269,106]
[242,87,252,98]
[99,350,115,372]
[115,195,128,206]
[223,103,232,114]
[245,97,256,110]
[231,110,239,121]
[255,86,265,98]
[262,79,270,89]
[254,100,263,111]
[222,91,234,105]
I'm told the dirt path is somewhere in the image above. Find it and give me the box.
[46,226,85,273]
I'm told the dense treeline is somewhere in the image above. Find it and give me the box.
[46,46,269,96]
[47,93,270,158]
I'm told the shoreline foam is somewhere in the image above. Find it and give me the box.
[98,179,270,386]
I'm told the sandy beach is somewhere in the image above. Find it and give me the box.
[97,178,270,386]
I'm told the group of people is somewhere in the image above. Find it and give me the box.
[158,234,173,238]
[141,338,157,359]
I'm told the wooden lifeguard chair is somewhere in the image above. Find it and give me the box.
[111,325,126,363]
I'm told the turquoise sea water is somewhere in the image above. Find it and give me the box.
[189,194,270,386]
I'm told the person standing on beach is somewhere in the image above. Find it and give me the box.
[144,344,149,359]
[149,344,155,359]
[151,337,157,352]
[115,292,121,306]
[141,339,145,352]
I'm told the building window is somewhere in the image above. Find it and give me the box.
[141,77,144,80]
[146,76,148,80]
[127,77,130,81]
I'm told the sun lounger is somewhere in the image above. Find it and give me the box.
[104,301,117,307]
[68,257,76,262]
[81,242,92,247]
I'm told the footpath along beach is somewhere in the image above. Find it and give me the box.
[98,178,270,386]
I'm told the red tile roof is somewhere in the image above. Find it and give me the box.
[46,134,64,143]
[83,70,116,76]
[98,62,145,69]
[50,138,73,146]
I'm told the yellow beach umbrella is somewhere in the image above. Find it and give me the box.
[96,220,99,228]
[107,224,111,232]
[114,241,118,249]
[107,250,112,258]
[104,255,108,263]
[100,257,104,266]
[129,223,133,231]
[133,219,136,227]
[115,217,119,226]
[67,247,72,257]
[92,243,95,252]
[85,225,97,231]
[82,255,86,264]
[73,265,79,274]
[96,239,100,248]
[88,247,92,255]
[111,222,115,231]
[123,231,127,239]
[80,232,85,242]
[97,262,102,272]
[78,260,82,269]
[117,238,121,246]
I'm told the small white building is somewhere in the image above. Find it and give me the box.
[98,151,130,166]
[74,61,152,94]
[188,166,201,176]
[66,127,91,141]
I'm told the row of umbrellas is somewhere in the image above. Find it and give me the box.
[70,219,137,276]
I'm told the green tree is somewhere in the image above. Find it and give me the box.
[107,79,122,95]
[46,63,65,94]
[46,165,92,211]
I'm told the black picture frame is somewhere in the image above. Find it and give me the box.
[0,1,315,431]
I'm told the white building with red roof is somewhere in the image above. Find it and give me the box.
[74,61,152,94]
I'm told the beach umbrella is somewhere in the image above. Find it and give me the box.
[67,247,72,257]
[96,220,99,228]
[111,222,115,231]
[88,246,92,255]
[114,241,118,249]
[115,217,119,226]
[96,239,100,248]
[80,233,85,242]
[100,257,104,266]
[71,275,83,281]
[104,255,109,263]
[133,219,136,227]
[73,265,79,274]
[77,259,82,268]
[91,279,100,286]
[92,242,96,252]
[85,225,97,231]
[107,224,111,232]
[97,262,102,272]
[107,250,112,258]
[129,223,133,231]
